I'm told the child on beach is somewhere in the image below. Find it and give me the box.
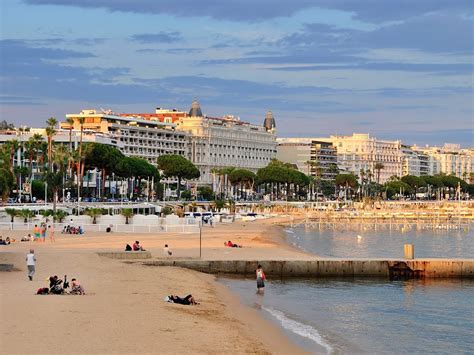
[256,264,266,293]
[70,278,86,295]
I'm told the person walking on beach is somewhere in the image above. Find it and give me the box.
[256,264,266,293]
[48,224,55,242]
[26,249,36,281]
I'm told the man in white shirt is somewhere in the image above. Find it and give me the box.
[26,249,36,281]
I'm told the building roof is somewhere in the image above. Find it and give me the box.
[263,110,276,131]
[188,99,203,117]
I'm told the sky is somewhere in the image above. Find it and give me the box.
[0,0,473,147]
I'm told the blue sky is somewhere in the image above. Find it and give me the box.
[1,0,473,146]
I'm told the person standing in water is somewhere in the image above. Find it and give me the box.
[256,264,266,293]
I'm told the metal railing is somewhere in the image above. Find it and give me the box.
[0,222,200,234]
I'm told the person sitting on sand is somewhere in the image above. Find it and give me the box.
[5,237,11,245]
[125,244,132,251]
[165,294,198,305]
[49,276,64,295]
[163,244,172,256]
[21,234,32,242]
[225,240,242,248]
[70,278,86,295]
[133,241,145,251]
[0,237,6,245]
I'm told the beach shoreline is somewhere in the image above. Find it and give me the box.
[0,219,312,354]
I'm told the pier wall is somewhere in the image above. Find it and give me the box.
[144,259,474,279]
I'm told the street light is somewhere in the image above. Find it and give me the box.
[199,218,202,259]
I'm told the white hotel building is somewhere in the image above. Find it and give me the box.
[177,100,277,185]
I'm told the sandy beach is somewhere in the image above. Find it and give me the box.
[0,219,311,354]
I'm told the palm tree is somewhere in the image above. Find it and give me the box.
[26,134,43,178]
[53,209,68,223]
[85,207,102,224]
[0,146,15,204]
[65,117,75,152]
[121,208,133,224]
[374,163,385,184]
[40,209,53,220]
[42,145,69,212]
[45,117,58,172]
[5,139,20,172]
[19,209,35,223]
[5,208,17,223]
[77,116,86,195]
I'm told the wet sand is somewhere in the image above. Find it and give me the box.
[0,219,311,354]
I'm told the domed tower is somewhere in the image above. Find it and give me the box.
[263,110,276,132]
[188,98,203,117]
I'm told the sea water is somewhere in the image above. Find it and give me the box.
[220,278,474,354]
[221,228,474,353]
[285,226,473,258]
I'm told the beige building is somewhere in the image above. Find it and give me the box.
[177,100,277,185]
[412,144,473,181]
[323,133,402,183]
[62,109,187,164]
[276,138,337,180]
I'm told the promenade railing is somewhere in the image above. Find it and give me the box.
[0,222,200,234]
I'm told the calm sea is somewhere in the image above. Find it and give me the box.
[221,277,474,354]
[285,225,473,259]
[221,227,474,354]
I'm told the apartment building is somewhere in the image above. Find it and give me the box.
[413,144,473,181]
[401,145,430,176]
[276,138,337,180]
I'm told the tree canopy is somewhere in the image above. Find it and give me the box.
[157,154,200,198]
[401,175,427,188]
[335,174,358,189]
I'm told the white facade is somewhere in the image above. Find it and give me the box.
[63,110,187,164]
[413,144,473,181]
[324,133,402,183]
[177,101,277,185]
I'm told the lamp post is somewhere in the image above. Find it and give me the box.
[112,172,115,200]
[199,218,202,259]
[77,172,80,216]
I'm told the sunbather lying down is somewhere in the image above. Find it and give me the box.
[165,294,199,305]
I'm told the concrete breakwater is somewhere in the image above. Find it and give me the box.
[143,259,474,279]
